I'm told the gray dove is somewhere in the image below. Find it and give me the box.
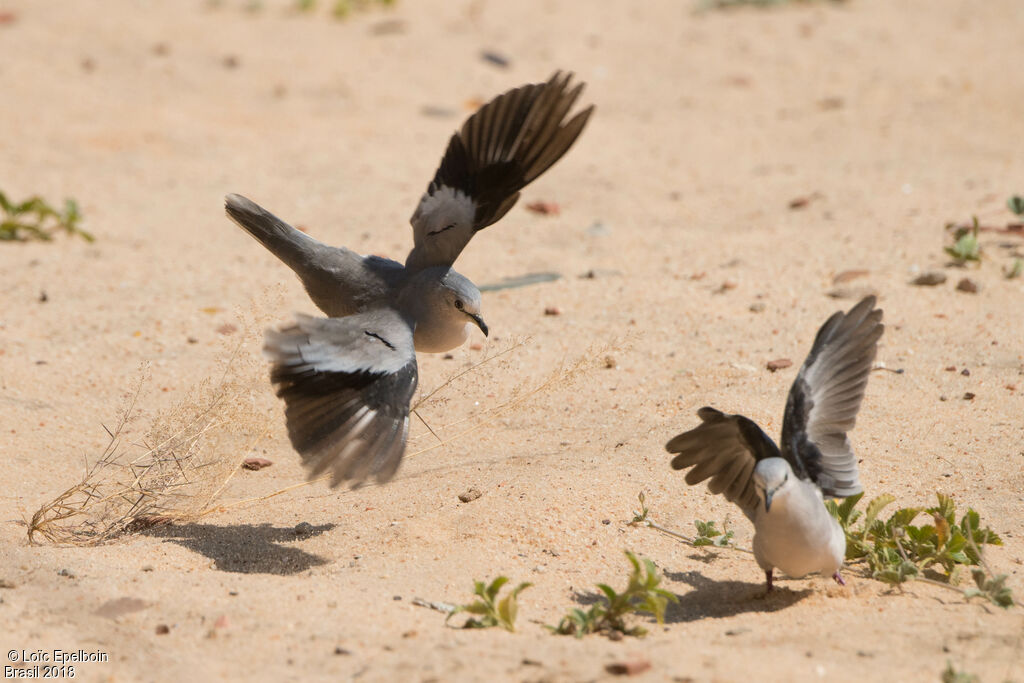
[665,296,884,590]
[225,72,593,488]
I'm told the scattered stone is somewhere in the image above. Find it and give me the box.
[827,284,877,300]
[216,323,237,335]
[141,565,154,572]
[458,488,482,503]
[766,358,793,372]
[443,353,454,360]
[369,18,405,35]
[605,660,651,676]
[334,646,352,656]
[725,628,751,636]
[0,579,15,589]
[604,355,617,369]
[602,519,611,525]
[38,290,48,303]
[911,271,947,286]
[960,368,970,377]
[524,200,560,216]
[294,522,314,536]
[187,336,198,344]
[963,392,975,400]
[606,629,624,641]
[479,50,510,68]
[242,457,274,471]
[832,269,869,284]
[154,623,171,635]
[749,302,766,313]
[544,306,561,316]
[714,280,737,294]
[956,277,979,293]
[58,568,75,579]
[578,268,621,279]
[393,595,402,601]
[521,658,542,666]
[945,366,956,372]
[95,597,148,619]
[401,630,417,638]
[939,395,948,401]
[419,105,457,118]
[469,342,483,351]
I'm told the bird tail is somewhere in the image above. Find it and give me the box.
[224,193,323,272]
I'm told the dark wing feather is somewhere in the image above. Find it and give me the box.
[780,296,884,497]
[666,407,781,519]
[406,71,594,270]
[263,311,418,488]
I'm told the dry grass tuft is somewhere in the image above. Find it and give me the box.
[29,327,270,546]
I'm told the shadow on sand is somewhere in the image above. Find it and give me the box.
[662,569,812,622]
[144,522,335,575]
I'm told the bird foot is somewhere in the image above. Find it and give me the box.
[832,571,846,586]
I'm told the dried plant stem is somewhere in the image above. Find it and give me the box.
[631,517,754,555]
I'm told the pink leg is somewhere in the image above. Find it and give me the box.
[832,571,846,586]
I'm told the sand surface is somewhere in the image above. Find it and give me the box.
[1,1,1023,681]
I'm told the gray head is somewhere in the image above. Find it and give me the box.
[752,458,793,513]
[400,267,487,353]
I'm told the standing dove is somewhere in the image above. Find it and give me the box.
[665,296,884,590]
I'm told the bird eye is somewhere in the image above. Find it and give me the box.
[454,299,464,310]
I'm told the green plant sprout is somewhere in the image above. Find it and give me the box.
[549,550,678,638]
[446,576,532,632]
[1007,195,1024,216]
[826,492,1013,608]
[629,491,752,554]
[0,190,91,242]
[945,216,981,263]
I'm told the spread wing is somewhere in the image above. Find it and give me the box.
[666,407,782,519]
[405,71,594,271]
[263,309,418,488]
[780,296,884,498]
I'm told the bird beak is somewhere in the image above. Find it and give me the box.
[764,490,773,513]
[469,313,488,337]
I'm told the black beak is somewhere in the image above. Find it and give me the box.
[764,490,773,513]
[469,313,488,337]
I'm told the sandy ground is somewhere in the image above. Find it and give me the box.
[2,0,1023,681]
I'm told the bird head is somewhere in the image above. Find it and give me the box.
[752,458,792,513]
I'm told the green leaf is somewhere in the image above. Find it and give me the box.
[864,494,896,529]
[1008,195,1024,216]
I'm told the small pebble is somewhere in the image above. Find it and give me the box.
[479,50,510,68]
[294,522,314,536]
[604,355,617,369]
[766,358,793,372]
[605,659,650,675]
[749,302,766,313]
[955,277,979,293]
[334,647,352,656]
[544,306,561,316]
[963,392,975,400]
[832,269,869,284]
[155,624,170,635]
[911,271,947,286]
[242,457,273,471]
[458,488,482,503]
[58,568,75,579]
[960,368,970,376]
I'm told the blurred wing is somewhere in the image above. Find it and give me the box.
[780,296,884,497]
[263,309,418,488]
[666,407,781,519]
[406,71,594,270]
